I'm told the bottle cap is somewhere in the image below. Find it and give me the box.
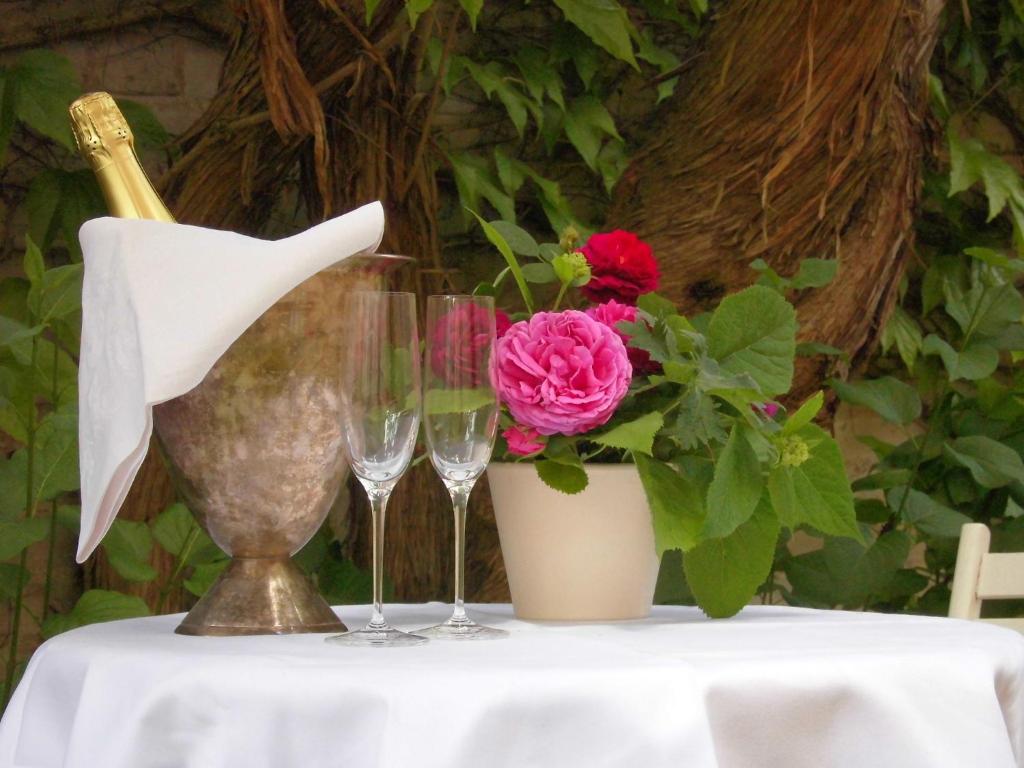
[69,92,133,166]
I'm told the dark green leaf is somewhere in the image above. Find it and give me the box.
[830,376,921,425]
[553,0,638,67]
[684,499,779,618]
[0,517,48,560]
[887,487,971,538]
[101,519,157,582]
[42,589,149,638]
[943,436,1024,488]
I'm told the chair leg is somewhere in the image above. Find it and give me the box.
[949,523,991,620]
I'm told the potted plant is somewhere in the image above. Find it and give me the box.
[475,215,859,621]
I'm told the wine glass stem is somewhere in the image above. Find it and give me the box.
[368,487,390,629]
[449,483,473,623]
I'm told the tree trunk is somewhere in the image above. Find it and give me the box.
[610,0,946,404]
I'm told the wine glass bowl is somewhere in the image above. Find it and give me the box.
[326,290,426,647]
[418,295,508,641]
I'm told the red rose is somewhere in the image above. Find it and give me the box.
[580,230,659,305]
[496,309,512,338]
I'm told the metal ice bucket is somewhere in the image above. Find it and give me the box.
[153,254,410,636]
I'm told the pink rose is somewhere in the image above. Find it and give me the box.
[585,300,658,374]
[754,402,780,418]
[430,303,494,385]
[503,424,546,456]
[580,230,660,305]
[494,310,631,436]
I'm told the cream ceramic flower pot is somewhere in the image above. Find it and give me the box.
[488,462,659,621]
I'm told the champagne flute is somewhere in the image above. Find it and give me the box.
[418,295,508,640]
[327,291,426,647]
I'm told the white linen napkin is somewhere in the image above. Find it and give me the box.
[76,201,385,563]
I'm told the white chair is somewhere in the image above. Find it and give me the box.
[949,523,1024,632]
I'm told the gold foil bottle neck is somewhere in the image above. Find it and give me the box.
[69,92,134,169]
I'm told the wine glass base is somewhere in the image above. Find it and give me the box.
[416,619,508,641]
[326,626,427,647]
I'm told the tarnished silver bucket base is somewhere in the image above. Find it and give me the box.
[175,557,346,636]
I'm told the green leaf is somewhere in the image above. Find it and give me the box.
[151,502,217,562]
[450,152,515,221]
[886,487,971,538]
[553,0,638,68]
[635,454,704,555]
[703,425,764,538]
[684,499,779,618]
[0,317,42,349]
[851,469,912,492]
[489,220,539,257]
[830,376,921,425]
[948,129,1024,239]
[766,424,859,539]
[116,100,170,151]
[7,50,80,150]
[406,0,434,28]
[23,237,44,289]
[921,334,998,381]
[0,563,28,600]
[424,388,495,415]
[943,436,1024,488]
[184,559,229,597]
[707,285,796,396]
[458,0,483,29]
[881,305,922,370]
[101,519,157,582]
[784,530,910,608]
[319,555,383,605]
[42,589,149,638]
[796,341,848,359]
[469,210,534,313]
[535,459,588,494]
[0,517,49,560]
[781,391,824,435]
[521,262,557,284]
[366,0,383,23]
[591,411,663,456]
[791,258,838,289]
[514,48,565,109]
[563,96,622,170]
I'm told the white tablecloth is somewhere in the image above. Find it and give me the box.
[2,604,1023,768]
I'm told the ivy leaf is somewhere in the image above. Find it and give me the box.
[945,283,1024,341]
[458,0,483,30]
[450,152,515,221]
[703,425,763,539]
[514,48,565,109]
[6,49,81,150]
[766,424,859,539]
[948,129,1024,241]
[489,220,538,257]
[42,590,150,638]
[784,531,910,608]
[553,0,638,68]
[405,0,435,28]
[830,376,921,425]
[921,334,999,381]
[563,96,622,170]
[635,454,704,555]
[591,411,663,456]
[366,0,383,23]
[535,458,588,494]
[707,285,796,396]
[790,258,838,289]
[0,517,49,560]
[886,487,971,538]
[943,436,1024,488]
[881,305,923,370]
[684,498,779,618]
[101,519,157,582]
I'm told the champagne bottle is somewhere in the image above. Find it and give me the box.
[68,92,174,222]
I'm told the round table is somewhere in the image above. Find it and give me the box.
[2,603,1023,768]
